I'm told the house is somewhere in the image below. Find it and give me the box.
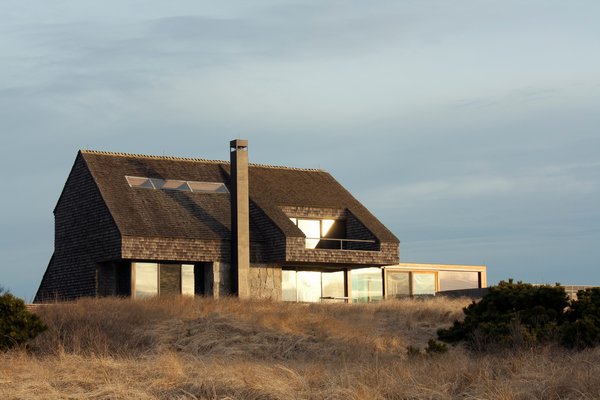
[35,139,485,303]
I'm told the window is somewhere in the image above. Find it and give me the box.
[187,181,229,193]
[412,272,436,296]
[351,267,383,303]
[386,271,410,299]
[289,218,346,249]
[134,263,158,299]
[297,271,322,302]
[282,270,298,301]
[282,269,345,302]
[132,262,196,298]
[439,271,479,291]
[126,176,228,194]
[159,264,181,295]
[322,270,345,300]
[181,264,195,295]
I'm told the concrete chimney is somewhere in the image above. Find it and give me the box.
[230,139,250,298]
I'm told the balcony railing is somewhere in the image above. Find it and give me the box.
[305,237,377,250]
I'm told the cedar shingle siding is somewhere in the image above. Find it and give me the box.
[35,150,400,301]
[35,154,121,302]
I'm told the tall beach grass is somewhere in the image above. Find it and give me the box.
[2,296,599,399]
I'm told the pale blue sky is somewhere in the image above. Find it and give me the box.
[1,1,599,300]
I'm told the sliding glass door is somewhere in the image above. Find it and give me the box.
[282,269,345,302]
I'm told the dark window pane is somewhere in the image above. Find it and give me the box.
[159,264,181,296]
[116,262,131,296]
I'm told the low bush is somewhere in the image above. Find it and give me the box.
[438,280,568,350]
[438,281,600,351]
[561,288,600,349]
[0,291,47,351]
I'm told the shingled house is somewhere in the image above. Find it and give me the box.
[35,140,403,302]
[35,140,486,303]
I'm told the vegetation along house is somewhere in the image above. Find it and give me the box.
[35,140,486,303]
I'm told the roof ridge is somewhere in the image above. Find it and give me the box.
[80,149,225,164]
[80,149,325,172]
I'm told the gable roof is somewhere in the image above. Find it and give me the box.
[78,150,399,244]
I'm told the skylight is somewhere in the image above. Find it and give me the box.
[125,176,229,193]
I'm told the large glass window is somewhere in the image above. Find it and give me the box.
[132,262,195,298]
[297,271,322,302]
[412,272,436,296]
[297,220,321,249]
[181,264,195,296]
[439,271,479,291]
[282,270,298,301]
[290,218,345,249]
[386,271,410,299]
[134,263,158,299]
[282,269,346,302]
[351,268,383,303]
[322,270,345,300]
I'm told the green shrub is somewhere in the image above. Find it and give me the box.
[0,291,47,351]
[437,280,568,350]
[561,288,600,349]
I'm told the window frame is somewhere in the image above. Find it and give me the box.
[131,262,196,299]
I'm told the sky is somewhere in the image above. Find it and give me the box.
[1,1,599,301]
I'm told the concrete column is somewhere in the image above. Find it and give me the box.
[230,139,250,299]
[204,261,232,299]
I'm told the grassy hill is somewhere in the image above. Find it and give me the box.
[1,297,599,399]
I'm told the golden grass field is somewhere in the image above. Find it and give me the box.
[2,296,600,399]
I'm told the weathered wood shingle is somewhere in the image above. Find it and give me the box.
[35,150,400,301]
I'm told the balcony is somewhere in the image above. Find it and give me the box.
[304,237,377,250]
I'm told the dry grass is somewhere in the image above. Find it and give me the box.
[2,297,599,399]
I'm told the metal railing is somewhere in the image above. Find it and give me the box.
[319,296,349,303]
[305,237,377,250]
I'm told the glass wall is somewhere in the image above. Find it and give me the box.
[322,270,345,300]
[134,263,158,299]
[412,272,436,296]
[282,269,345,302]
[384,269,483,297]
[385,271,410,299]
[297,271,322,302]
[132,262,195,298]
[181,264,195,296]
[282,270,298,301]
[439,271,479,291]
[351,267,383,303]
